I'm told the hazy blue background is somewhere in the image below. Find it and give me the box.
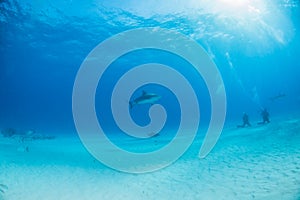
[0,0,299,135]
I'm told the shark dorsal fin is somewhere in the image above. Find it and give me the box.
[142,90,147,95]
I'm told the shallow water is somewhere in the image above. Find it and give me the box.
[1,115,300,199]
[1,0,300,199]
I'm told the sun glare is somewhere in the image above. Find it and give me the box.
[189,0,265,17]
[220,0,249,7]
[218,0,255,14]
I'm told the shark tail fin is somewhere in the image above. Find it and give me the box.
[129,101,133,109]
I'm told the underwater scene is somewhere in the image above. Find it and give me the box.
[1,0,300,199]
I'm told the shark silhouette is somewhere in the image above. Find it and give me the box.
[269,93,286,102]
[129,91,161,109]
[0,184,8,194]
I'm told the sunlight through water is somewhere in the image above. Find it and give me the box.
[98,0,295,55]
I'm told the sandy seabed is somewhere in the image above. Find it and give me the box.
[1,117,300,200]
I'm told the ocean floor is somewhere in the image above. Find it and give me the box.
[1,116,300,200]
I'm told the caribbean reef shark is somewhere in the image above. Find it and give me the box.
[129,91,161,109]
[269,93,286,102]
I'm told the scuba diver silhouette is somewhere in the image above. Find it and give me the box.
[258,108,270,124]
[237,112,251,128]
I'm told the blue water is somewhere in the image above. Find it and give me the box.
[1,0,299,135]
[1,1,300,199]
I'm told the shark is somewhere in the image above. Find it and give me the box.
[129,91,161,109]
[269,93,286,102]
[0,184,8,194]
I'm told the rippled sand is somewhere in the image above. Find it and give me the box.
[0,117,299,200]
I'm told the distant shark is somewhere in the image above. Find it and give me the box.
[0,184,8,194]
[129,91,161,109]
[269,93,286,102]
